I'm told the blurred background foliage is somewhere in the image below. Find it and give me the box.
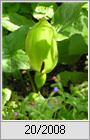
[2,2,88,120]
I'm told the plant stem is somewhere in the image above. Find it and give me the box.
[27,70,36,92]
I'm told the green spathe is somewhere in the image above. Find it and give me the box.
[25,18,58,73]
[34,72,47,89]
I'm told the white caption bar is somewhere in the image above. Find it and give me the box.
[1,121,89,139]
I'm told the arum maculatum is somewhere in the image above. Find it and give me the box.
[25,18,58,88]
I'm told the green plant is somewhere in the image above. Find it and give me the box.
[25,18,58,89]
[2,2,88,120]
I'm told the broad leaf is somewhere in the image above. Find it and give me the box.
[2,13,34,32]
[53,3,83,31]
[3,26,30,72]
[58,34,88,64]
[2,88,12,106]
[3,49,30,73]
[57,71,88,86]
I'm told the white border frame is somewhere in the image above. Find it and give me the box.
[1,0,89,122]
[0,0,89,139]
[0,1,89,140]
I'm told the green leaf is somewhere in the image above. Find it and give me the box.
[53,3,83,31]
[47,96,61,111]
[3,49,30,73]
[60,10,88,45]
[18,3,32,14]
[58,71,88,86]
[2,16,20,32]
[31,3,57,20]
[68,34,87,55]
[56,33,68,41]
[58,34,88,64]
[3,25,29,54]
[2,88,12,106]
[82,3,88,11]
[2,13,34,32]
[3,26,30,72]
[21,93,61,120]
[3,3,20,13]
